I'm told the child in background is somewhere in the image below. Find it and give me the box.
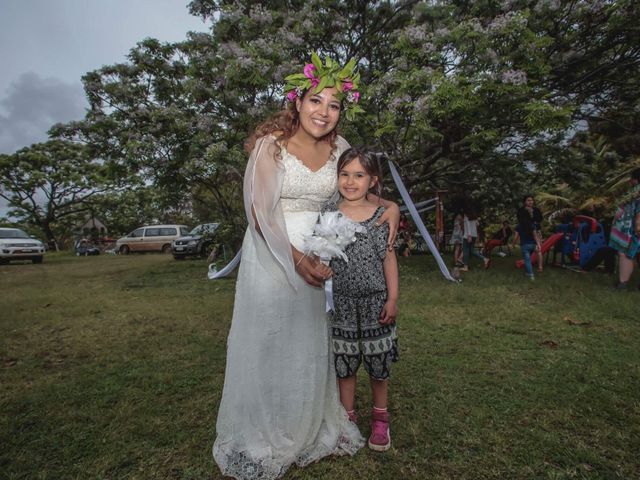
[324,147,399,452]
[450,208,464,266]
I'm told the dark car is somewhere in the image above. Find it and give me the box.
[74,239,100,256]
[172,223,220,260]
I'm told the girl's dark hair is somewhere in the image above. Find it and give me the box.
[245,89,338,154]
[630,168,640,182]
[337,146,383,197]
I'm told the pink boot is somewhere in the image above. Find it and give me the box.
[368,409,391,451]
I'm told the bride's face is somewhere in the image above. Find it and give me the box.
[296,87,341,139]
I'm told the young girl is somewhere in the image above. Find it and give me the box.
[323,147,399,452]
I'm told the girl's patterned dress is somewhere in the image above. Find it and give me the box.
[325,203,399,380]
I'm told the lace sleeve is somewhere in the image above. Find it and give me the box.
[243,135,298,289]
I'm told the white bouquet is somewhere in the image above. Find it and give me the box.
[303,211,366,262]
[303,211,365,312]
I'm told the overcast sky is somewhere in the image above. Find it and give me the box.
[0,0,208,155]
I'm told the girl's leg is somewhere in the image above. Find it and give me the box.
[522,243,535,277]
[368,377,391,451]
[454,244,462,265]
[370,377,388,410]
[535,231,544,271]
[470,238,490,267]
[462,239,470,266]
[338,375,358,412]
[469,238,485,260]
[618,252,634,283]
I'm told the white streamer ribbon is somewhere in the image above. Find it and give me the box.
[324,278,334,312]
[387,161,457,282]
[207,249,242,279]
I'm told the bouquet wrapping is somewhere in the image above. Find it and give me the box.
[303,211,365,311]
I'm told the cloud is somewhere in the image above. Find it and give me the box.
[0,72,87,154]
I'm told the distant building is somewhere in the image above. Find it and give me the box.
[78,217,108,238]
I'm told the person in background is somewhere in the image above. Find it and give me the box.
[609,168,640,290]
[517,195,544,272]
[460,201,490,271]
[483,221,513,257]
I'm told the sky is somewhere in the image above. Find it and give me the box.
[0,0,208,155]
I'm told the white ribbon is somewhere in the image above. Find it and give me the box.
[207,249,242,279]
[320,256,335,312]
[324,278,334,312]
[387,161,458,282]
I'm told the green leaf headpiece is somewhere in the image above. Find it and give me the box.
[283,53,364,121]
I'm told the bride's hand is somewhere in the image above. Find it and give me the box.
[294,254,332,287]
[376,202,400,250]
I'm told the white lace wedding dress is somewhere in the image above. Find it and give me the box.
[213,136,363,480]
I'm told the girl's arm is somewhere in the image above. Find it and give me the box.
[368,194,400,249]
[511,230,519,248]
[379,249,399,325]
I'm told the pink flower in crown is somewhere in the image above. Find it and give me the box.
[352,91,360,103]
[342,80,353,92]
[303,63,316,79]
[286,90,298,102]
[304,63,320,89]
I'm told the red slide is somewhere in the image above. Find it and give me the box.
[515,232,564,268]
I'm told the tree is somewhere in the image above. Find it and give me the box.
[50,0,640,242]
[0,140,111,245]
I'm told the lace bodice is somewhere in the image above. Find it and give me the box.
[280,148,338,213]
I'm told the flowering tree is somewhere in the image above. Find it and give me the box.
[51,0,640,243]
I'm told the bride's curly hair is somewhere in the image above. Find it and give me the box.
[245,91,338,155]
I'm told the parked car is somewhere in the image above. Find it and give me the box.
[0,228,46,264]
[172,223,220,260]
[116,225,190,254]
[74,239,101,256]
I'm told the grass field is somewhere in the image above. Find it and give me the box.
[1,252,639,479]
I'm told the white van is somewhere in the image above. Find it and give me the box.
[0,227,46,264]
[116,225,190,254]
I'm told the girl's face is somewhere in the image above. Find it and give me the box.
[524,196,534,208]
[338,158,377,202]
[296,87,341,139]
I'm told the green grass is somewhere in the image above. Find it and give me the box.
[1,252,639,479]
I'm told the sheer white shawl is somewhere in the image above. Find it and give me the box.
[243,134,348,290]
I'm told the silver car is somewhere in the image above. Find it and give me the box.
[0,228,46,264]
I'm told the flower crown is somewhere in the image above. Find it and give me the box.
[284,53,364,122]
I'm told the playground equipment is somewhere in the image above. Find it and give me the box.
[516,215,606,269]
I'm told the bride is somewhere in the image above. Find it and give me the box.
[213,55,398,479]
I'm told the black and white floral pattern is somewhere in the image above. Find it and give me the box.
[324,203,399,380]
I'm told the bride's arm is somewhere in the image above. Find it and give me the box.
[369,194,400,249]
[291,247,332,287]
